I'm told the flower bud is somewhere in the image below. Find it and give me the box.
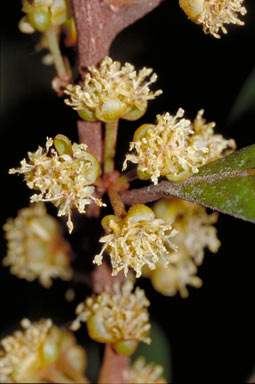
[18,16,35,33]
[113,340,138,356]
[28,9,51,31]
[77,107,97,122]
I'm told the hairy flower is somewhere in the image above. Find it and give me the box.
[9,136,104,233]
[64,56,162,122]
[130,357,167,384]
[145,198,221,298]
[71,278,151,355]
[150,258,203,298]
[179,0,247,38]
[0,319,88,383]
[3,203,72,288]
[153,198,221,266]
[93,204,177,278]
[123,108,236,184]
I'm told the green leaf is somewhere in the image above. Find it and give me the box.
[132,320,172,382]
[169,145,255,223]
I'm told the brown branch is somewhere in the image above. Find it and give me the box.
[91,262,129,384]
[91,260,125,295]
[70,0,164,73]
[77,120,103,163]
[98,343,130,384]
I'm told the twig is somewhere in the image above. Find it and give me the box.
[98,343,130,384]
[91,262,128,384]
[77,120,103,163]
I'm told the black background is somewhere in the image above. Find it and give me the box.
[1,0,255,382]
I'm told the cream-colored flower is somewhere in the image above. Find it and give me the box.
[64,56,162,122]
[0,318,88,383]
[71,278,151,355]
[191,109,236,165]
[179,0,247,38]
[153,198,221,266]
[93,205,177,278]
[0,318,52,383]
[3,203,72,288]
[9,136,104,233]
[123,108,236,184]
[130,357,167,384]
[151,258,203,298]
[147,198,221,298]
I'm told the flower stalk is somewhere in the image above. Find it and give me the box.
[108,186,127,217]
[45,27,68,79]
[104,120,119,174]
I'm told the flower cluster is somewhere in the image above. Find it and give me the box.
[179,0,247,38]
[144,198,221,298]
[124,108,236,184]
[71,278,151,356]
[0,318,88,383]
[9,136,104,233]
[3,203,72,288]
[93,204,177,278]
[130,357,167,384]
[64,56,162,122]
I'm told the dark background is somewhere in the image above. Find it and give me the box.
[1,0,255,382]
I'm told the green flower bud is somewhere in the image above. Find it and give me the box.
[86,315,113,343]
[122,104,147,121]
[54,134,73,156]
[18,16,35,33]
[28,9,51,32]
[77,108,97,122]
[113,340,138,356]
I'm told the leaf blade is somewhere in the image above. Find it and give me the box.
[173,145,255,223]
